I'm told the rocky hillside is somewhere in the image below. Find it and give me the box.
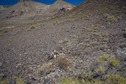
[0,0,126,84]
[0,0,74,21]
[53,0,126,21]
[45,0,74,16]
[0,1,49,20]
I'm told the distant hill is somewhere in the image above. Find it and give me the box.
[45,0,74,16]
[8,1,49,11]
[0,5,5,10]
[0,0,74,20]
[0,1,49,18]
[51,0,74,9]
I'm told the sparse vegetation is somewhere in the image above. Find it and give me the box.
[60,53,123,84]
[60,77,78,84]
[56,57,70,71]
[103,13,118,23]
[60,74,103,84]
[37,62,54,77]
[31,24,36,29]
[16,77,24,84]
[1,0,126,84]
[64,38,78,47]
[108,57,120,68]
[60,71,126,84]
[97,54,120,68]
[0,29,8,37]
[96,66,106,73]
[80,71,94,81]
[0,80,9,84]
[106,74,126,84]
[97,54,110,62]
[31,26,35,29]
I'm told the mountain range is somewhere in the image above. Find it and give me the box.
[0,0,74,20]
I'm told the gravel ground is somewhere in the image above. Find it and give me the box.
[0,0,126,84]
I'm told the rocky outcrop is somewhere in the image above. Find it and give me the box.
[45,0,74,16]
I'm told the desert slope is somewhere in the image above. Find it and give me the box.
[0,0,126,84]
[0,0,74,24]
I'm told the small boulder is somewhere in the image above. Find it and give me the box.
[123,33,126,38]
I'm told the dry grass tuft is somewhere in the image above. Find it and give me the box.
[55,56,71,71]
[0,80,9,84]
[16,77,24,84]
[103,13,118,23]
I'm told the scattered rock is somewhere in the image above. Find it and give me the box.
[48,50,60,60]
[51,50,60,57]
[24,53,28,55]
[0,62,3,67]
[16,63,22,68]
[93,72,101,79]
[123,33,126,38]
[36,62,55,77]
[43,78,52,84]
[31,77,37,81]
[117,45,126,59]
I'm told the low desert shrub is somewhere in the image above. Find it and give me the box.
[16,77,24,84]
[108,57,120,68]
[96,66,106,73]
[60,77,78,84]
[104,13,118,23]
[97,54,110,62]
[60,76,103,84]
[0,80,9,84]
[105,74,126,84]
[97,54,120,68]
[57,57,70,71]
